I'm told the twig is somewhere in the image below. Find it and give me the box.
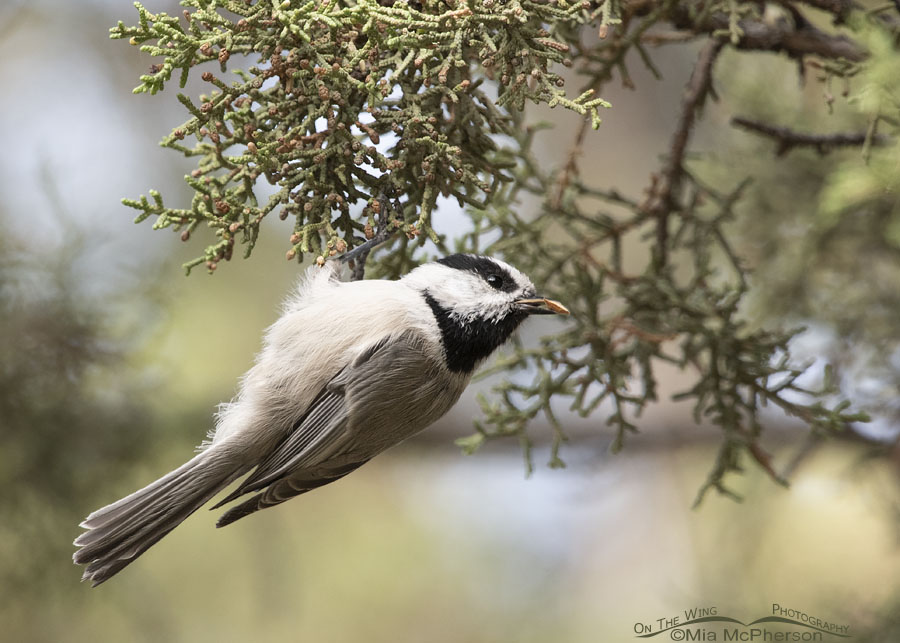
[341,193,395,281]
[607,315,678,352]
[642,37,724,266]
[732,116,892,155]
[746,440,790,487]
[641,30,699,46]
[550,115,591,210]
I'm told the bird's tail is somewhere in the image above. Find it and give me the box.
[73,450,242,586]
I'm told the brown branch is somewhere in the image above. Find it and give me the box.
[341,193,395,280]
[746,440,790,487]
[723,17,865,61]
[641,29,699,46]
[642,38,724,266]
[607,315,679,352]
[731,116,892,155]
[624,0,867,62]
[550,116,591,210]
[793,0,856,23]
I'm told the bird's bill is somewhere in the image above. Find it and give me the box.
[515,297,570,315]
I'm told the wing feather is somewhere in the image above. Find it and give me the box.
[210,388,348,509]
[213,330,466,525]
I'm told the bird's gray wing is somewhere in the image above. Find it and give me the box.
[210,336,394,513]
[213,330,459,527]
[217,387,352,500]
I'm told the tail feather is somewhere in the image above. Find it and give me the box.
[75,465,197,546]
[73,451,242,586]
[79,462,196,530]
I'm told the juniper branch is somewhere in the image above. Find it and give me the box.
[731,116,892,155]
[112,0,613,274]
[641,37,724,268]
[111,0,896,502]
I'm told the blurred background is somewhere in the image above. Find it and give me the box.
[2,2,899,641]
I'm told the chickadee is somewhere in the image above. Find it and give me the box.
[73,254,568,585]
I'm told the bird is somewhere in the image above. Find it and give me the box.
[73,253,569,586]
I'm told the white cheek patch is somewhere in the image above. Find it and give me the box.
[450,293,512,321]
[444,289,518,323]
[404,260,536,322]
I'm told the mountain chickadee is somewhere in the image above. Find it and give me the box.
[73,253,568,585]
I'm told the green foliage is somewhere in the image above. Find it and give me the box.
[711,14,900,412]
[113,0,900,499]
[821,20,900,220]
[112,0,610,273]
[458,115,869,499]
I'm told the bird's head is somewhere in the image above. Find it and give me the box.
[403,254,569,372]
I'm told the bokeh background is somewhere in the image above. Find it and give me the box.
[2,2,899,641]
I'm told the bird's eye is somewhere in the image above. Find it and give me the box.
[485,274,504,290]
